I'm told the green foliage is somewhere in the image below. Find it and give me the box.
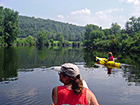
[0,6,4,36]
[59,36,64,44]
[83,16,140,52]
[103,29,112,36]
[0,6,20,46]
[18,16,85,41]
[16,36,36,46]
[0,36,5,45]
[37,31,48,45]
[84,24,101,40]
[25,35,35,45]
[0,47,18,81]
[50,39,54,45]
[4,8,20,46]
[16,38,24,45]
[125,16,140,35]
[0,6,139,51]
[84,28,105,48]
[111,22,121,35]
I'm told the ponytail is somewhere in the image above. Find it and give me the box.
[62,72,83,95]
[71,74,83,95]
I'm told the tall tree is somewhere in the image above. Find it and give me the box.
[25,35,35,45]
[84,24,100,40]
[37,31,47,45]
[111,22,121,35]
[125,16,140,34]
[103,29,112,36]
[0,7,4,36]
[59,36,64,44]
[3,8,20,46]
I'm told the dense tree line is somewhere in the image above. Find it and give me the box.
[0,6,140,52]
[0,6,85,46]
[84,16,140,52]
[18,15,85,41]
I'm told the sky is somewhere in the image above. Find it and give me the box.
[0,0,140,29]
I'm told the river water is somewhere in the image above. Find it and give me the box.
[0,46,140,105]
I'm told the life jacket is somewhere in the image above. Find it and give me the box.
[108,56,113,61]
[57,86,87,105]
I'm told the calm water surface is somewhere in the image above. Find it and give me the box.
[0,46,140,105]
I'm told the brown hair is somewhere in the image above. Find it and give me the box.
[108,52,112,56]
[62,73,83,95]
[71,74,83,95]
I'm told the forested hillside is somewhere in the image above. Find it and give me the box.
[18,16,85,41]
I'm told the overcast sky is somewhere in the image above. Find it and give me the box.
[0,0,140,29]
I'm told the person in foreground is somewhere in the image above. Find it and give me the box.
[52,63,99,105]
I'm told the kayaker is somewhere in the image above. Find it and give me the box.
[107,52,114,61]
[106,52,114,75]
[52,63,99,105]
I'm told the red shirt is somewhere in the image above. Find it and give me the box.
[57,86,87,105]
[108,56,113,61]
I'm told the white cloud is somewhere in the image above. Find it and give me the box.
[70,8,91,15]
[56,8,126,28]
[96,8,123,15]
[57,15,65,20]
[107,8,124,13]
[95,9,126,28]
[119,0,140,5]
[127,0,140,4]
[94,8,125,27]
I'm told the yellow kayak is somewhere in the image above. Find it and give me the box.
[95,57,120,69]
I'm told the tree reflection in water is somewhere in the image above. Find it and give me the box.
[0,46,140,86]
[0,47,19,83]
[83,48,140,86]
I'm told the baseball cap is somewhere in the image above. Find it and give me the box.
[59,63,80,77]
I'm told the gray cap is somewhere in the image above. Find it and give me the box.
[59,63,80,77]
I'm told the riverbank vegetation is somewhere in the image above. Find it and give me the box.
[0,6,140,52]
[83,17,140,52]
[0,6,84,47]
[0,6,20,46]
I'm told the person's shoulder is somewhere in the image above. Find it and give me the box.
[87,89,93,95]
[52,87,58,105]
[53,86,66,91]
[52,87,57,93]
[87,89,99,105]
[53,86,63,89]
